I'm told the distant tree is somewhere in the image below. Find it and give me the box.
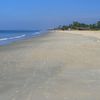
[89,24,97,30]
[96,21,100,29]
[61,25,68,30]
[80,23,89,28]
[72,21,80,29]
[58,25,62,29]
[56,21,100,31]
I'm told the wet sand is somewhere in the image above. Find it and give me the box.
[0,31,100,100]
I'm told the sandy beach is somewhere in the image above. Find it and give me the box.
[0,31,100,100]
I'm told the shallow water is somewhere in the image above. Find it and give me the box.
[0,30,41,45]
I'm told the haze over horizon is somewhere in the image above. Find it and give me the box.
[0,0,100,30]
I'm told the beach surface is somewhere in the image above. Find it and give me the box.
[0,31,100,100]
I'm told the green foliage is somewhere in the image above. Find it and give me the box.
[89,24,97,30]
[61,25,69,30]
[56,21,100,30]
[96,21,100,29]
[56,25,68,30]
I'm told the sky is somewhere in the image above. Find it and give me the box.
[0,0,100,30]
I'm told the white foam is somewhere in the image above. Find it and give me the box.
[33,32,41,35]
[0,34,26,41]
[0,38,8,41]
[9,34,26,39]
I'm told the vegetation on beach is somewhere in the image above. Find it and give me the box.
[55,21,100,30]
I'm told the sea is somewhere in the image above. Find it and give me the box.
[0,30,44,46]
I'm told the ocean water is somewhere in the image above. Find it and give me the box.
[0,30,41,45]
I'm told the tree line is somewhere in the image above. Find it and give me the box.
[55,21,100,30]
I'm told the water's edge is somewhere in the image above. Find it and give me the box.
[0,30,48,46]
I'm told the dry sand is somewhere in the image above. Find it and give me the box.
[63,30,100,39]
[0,31,100,100]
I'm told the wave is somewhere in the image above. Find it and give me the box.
[0,34,26,41]
[33,32,41,35]
[0,31,42,45]
[0,38,8,41]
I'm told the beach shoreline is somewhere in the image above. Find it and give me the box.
[0,30,100,100]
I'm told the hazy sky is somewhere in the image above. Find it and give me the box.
[0,0,100,30]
